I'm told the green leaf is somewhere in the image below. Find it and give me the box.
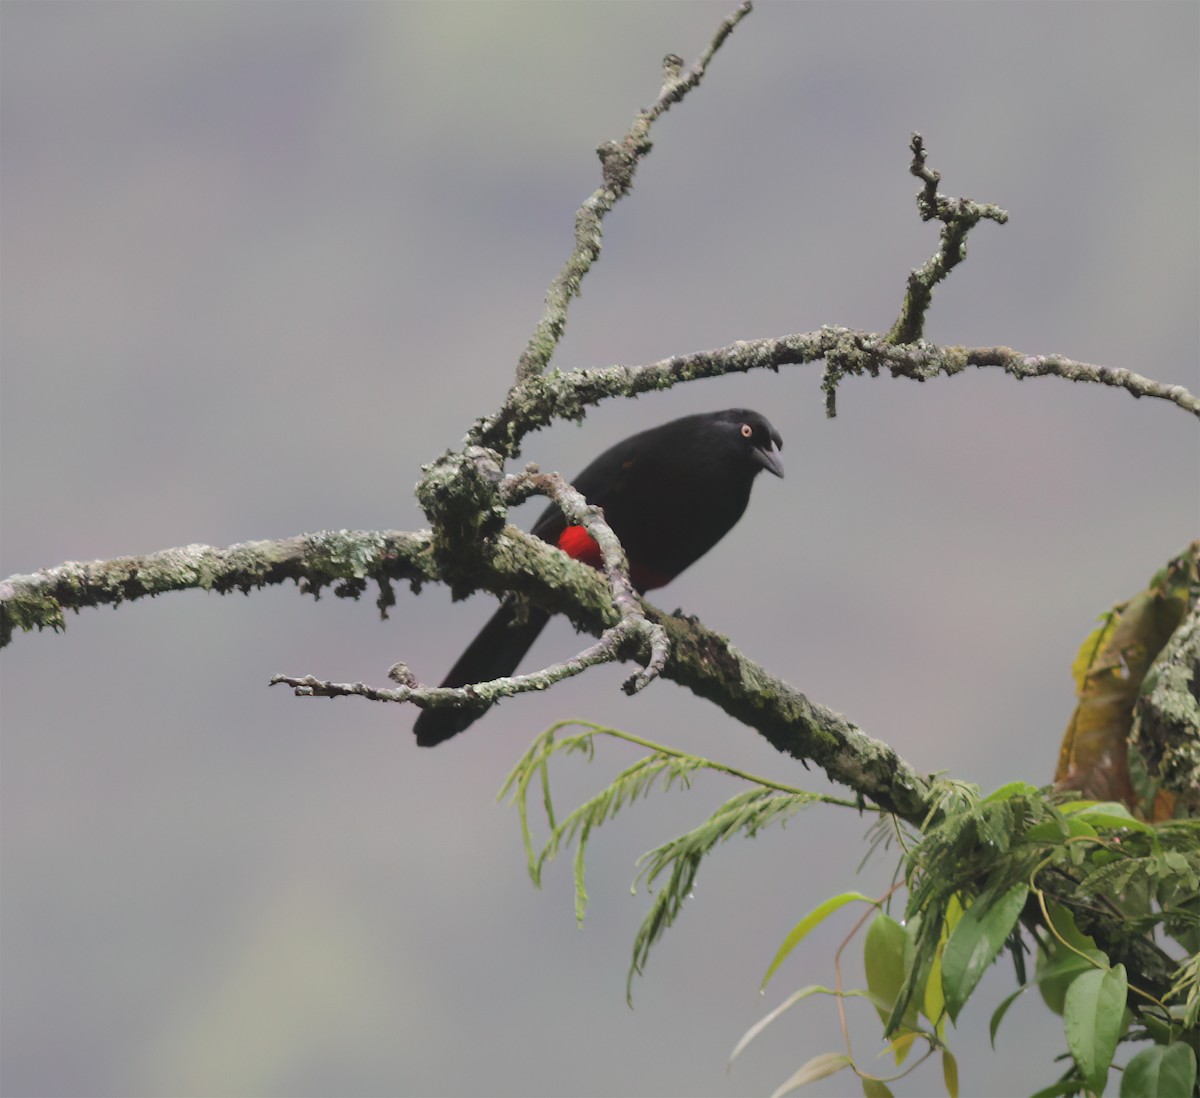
[1064,963,1128,1091]
[1060,799,1132,817]
[864,914,913,1028]
[1045,901,1100,952]
[1120,1042,1197,1098]
[989,984,1027,1047]
[942,1048,959,1098]
[861,1078,894,1098]
[944,892,964,936]
[1077,811,1156,836]
[572,821,589,926]
[881,1031,920,1068]
[941,884,1028,1022]
[983,781,1039,803]
[1037,902,1105,1015]
[997,937,1109,1039]
[1024,816,1099,842]
[1062,801,1155,835]
[761,892,877,990]
[924,938,946,1031]
[1037,948,1108,1016]
[770,1053,852,1098]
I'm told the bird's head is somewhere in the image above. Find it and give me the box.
[722,409,784,479]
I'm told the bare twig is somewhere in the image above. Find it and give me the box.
[513,1,753,384]
[269,626,629,713]
[886,133,1009,348]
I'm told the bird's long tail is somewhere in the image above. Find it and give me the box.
[413,602,550,746]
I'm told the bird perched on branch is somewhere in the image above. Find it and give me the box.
[414,409,784,745]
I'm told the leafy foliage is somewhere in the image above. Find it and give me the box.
[751,783,1200,1097]
[505,724,1200,1096]
[502,548,1200,1094]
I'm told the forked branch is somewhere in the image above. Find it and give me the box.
[1,2,1194,837]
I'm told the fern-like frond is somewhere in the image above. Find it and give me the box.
[1168,953,1200,1029]
[499,720,860,999]
[626,787,822,1001]
[539,751,708,912]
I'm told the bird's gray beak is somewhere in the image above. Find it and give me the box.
[753,443,784,479]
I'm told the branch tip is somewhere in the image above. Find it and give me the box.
[888,133,1008,345]
[512,1,752,386]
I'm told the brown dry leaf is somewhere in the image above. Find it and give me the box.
[1055,543,1199,819]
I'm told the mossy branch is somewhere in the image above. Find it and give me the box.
[0,531,431,648]
[3,0,1195,853]
[477,330,1199,462]
[886,132,1009,346]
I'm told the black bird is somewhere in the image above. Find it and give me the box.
[414,409,784,745]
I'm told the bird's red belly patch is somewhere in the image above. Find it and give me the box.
[557,525,604,568]
[556,525,670,592]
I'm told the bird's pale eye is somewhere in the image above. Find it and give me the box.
[740,423,753,438]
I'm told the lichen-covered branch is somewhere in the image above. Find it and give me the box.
[0,511,930,820]
[640,608,938,821]
[6,349,1194,649]
[2,0,1193,838]
[886,132,1009,347]
[0,531,432,648]
[831,337,1200,417]
[513,1,752,385]
[5,520,931,815]
[5,340,1194,654]
[14,518,1192,840]
[263,527,937,824]
[1131,602,1200,818]
[307,460,667,721]
[477,330,1200,461]
[0,509,930,819]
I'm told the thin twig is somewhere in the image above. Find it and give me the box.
[885,133,1009,348]
[513,1,753,384]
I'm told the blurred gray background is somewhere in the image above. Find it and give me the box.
[2,3,1197,1096]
